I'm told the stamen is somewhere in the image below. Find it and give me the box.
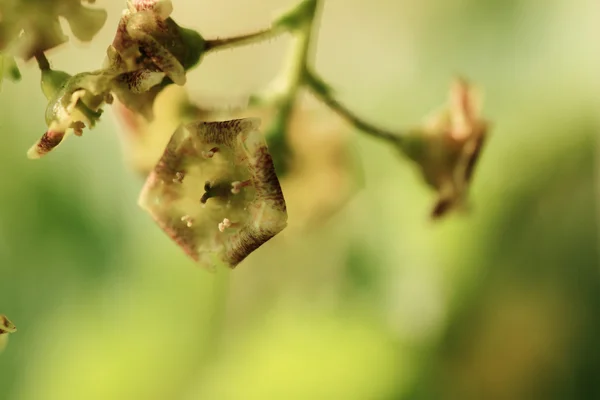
[173,171,185,183]
[72,121,85,136]
[231,179,252,194]
[218,218,231,232]
[218,218,240,232]
[202,147,220,159]
[181,215,194,227]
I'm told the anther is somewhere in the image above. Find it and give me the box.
[218,218,239,232]
[181,215,194,227]
[231,180,251,194]
[202,147,219,159]
[218,218,231,232]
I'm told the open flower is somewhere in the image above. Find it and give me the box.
[27,68,115,159]
[105,0,204,119]
[139,118,288,268]
[402,78,488,218]
[0,0,107,60]
[0,315,16,353]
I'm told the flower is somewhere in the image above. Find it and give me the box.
[27,68,115,159]
[0,0,107,60]
[0,315,16,335]
[0,314,16,353]
[105,0,205,120]
[139,118,288,268]
[402,78,488,218]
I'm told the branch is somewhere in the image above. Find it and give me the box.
[34,52,50,70]
[204,27,284,53]
[304,69,407,148]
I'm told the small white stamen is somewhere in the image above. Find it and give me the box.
[218,218,232,232]
[173,171,185,183]
[181,215,194,227]
[231,180,251,194]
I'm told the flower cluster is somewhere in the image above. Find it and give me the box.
[8,0,491,268]
[27,0,206,159]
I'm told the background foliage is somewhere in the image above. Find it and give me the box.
[1,0,599,399]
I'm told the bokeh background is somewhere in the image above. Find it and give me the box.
[1,0,599,399]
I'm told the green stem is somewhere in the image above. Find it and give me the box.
[256,0,321,172]
[200,0,407,155]
[205,266,231,354]
[34,52,50,71]
[204,27,284,53]
[304,69,407,147]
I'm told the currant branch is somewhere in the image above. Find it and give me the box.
[200,0,404,148]
[0,0,490,268]
[198,0,489,219]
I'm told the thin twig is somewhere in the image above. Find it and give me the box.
[304,68,406,145]
[204,28,284,53]
[34,52,50,70]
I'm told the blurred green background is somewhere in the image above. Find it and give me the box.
[1,0,599,399]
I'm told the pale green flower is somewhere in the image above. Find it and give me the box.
[139,118,288,268]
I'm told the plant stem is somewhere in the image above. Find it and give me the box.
[255,0,321,172]
[34,52,50,71]
[201,0,406,153]
[304,69,407,147]
[204,28,284,53]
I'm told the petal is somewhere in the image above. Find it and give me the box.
[132,0,173,19]
[27,130,67,159]
[125,21,186,85]
[63,5,108,42]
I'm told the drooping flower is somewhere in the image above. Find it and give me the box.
[0,0,107,60]
[401,78,488,218]
[27,68,115,159]
[105,0,205,119]
[139,118,288,268]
